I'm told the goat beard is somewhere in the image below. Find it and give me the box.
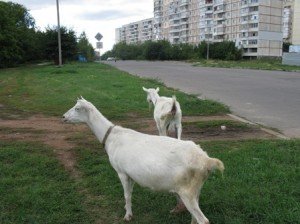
[148,102,153,111]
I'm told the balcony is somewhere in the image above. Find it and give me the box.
[180,0,189,7]
[170,28,181,33]
[180,12,189,18]
[213,38,225,42]
[171,33,180,38]
[215,23,225,28]
[169,9,179,16]
[213,0,225,7]
[180,25,189,32]
[170,22,181,28]
[240,9,249,16]
[154,6,162,12]
[205,9,213,14]
[215,15,226,21]
[170,15,181,21]
[181,20,189,25]
[241,0,259,7]
[180,7,189,13]
[213,29,225,35]
[213,7,225,14]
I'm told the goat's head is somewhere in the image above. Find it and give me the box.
[62,96,90,123]
[142,87,160,105]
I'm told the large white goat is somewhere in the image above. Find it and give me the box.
[62,98,224,224]
[143,87,182,139]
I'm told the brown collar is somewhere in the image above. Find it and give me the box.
[102,125,115,146]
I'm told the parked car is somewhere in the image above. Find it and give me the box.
[107,57,116,61]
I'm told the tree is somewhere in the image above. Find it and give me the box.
[77,32,95,61]
[0,2,37,67]
[44,26,77,64]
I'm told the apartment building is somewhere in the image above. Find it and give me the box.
[282,0,300,45]
[283,0,293,42]
[291,0,300,45]
[117,0,285,58]
[115,18,154,44]
[198,0,283,58]
[154,0,201,44]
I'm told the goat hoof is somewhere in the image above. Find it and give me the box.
[124,214,132,222]
[170,202,187,214]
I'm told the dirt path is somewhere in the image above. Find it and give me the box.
[0,114,275,179]
[0,113,276,222]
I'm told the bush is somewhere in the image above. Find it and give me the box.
[107,40,242,61]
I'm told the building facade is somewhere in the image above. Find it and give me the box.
[283,0,293,42]
[115,18,154,44]
[116,0,286,58]
[291,0,300,45]
[282,0,300,45]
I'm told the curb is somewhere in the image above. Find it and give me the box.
[227,114,290,140]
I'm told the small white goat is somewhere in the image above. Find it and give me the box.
[143,87,182,139]
[62,97,224,224]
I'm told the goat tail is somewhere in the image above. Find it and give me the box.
[207,158,225,175]
[160,96,177,120]
[171,95,177,116]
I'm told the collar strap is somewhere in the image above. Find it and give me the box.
[102,125,115,146]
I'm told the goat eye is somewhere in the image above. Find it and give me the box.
[75,108,80,111]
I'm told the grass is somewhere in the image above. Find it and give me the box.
[72,139,300,224]
[193,58,300,72]
[183,120,250,130]
[1,138,298,224]
[0,62,299,223]
[0,62,229,119]
[0,141,92,224]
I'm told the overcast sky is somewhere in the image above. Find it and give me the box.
[8,0,153,53]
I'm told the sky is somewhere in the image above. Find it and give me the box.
[8,0,153,53]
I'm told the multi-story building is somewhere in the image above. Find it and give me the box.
[283,0,293,42]
[282,0,300,45]
[154,0,201,45]
[291,0,300,45]
[116,0,285,58]
[154,0,163,40]
[115,18,154,44]
[198,0,283,58]
[239,0,283,57]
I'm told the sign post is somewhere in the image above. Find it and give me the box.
[95,33,103,61]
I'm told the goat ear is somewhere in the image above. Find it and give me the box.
[142,87,148,92]
[156,87,160,93]
[80,96,86,101]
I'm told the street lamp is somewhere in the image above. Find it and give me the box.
[206,25,211,60]
[56,0,62,66]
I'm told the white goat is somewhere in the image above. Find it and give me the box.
[143,87,182,139]
[62,97,224,224]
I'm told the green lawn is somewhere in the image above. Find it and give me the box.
[193,59,300,72]
[0,62,229,119]
[74,139,300,224]
[0,62,299,224]
[0,141,92,224]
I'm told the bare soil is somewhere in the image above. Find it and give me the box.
[0,114,275,178]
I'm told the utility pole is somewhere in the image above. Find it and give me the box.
[207,26,211,60]
[207,40,210,60]
[56,0,62,67]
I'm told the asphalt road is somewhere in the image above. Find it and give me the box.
[105,60,300,138]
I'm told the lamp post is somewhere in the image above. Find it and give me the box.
[207,25,211,60]
[56,0,62,66]
[207,39,210,60]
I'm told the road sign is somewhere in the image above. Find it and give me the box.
[95,33,103,41]
[96,42,103,49]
